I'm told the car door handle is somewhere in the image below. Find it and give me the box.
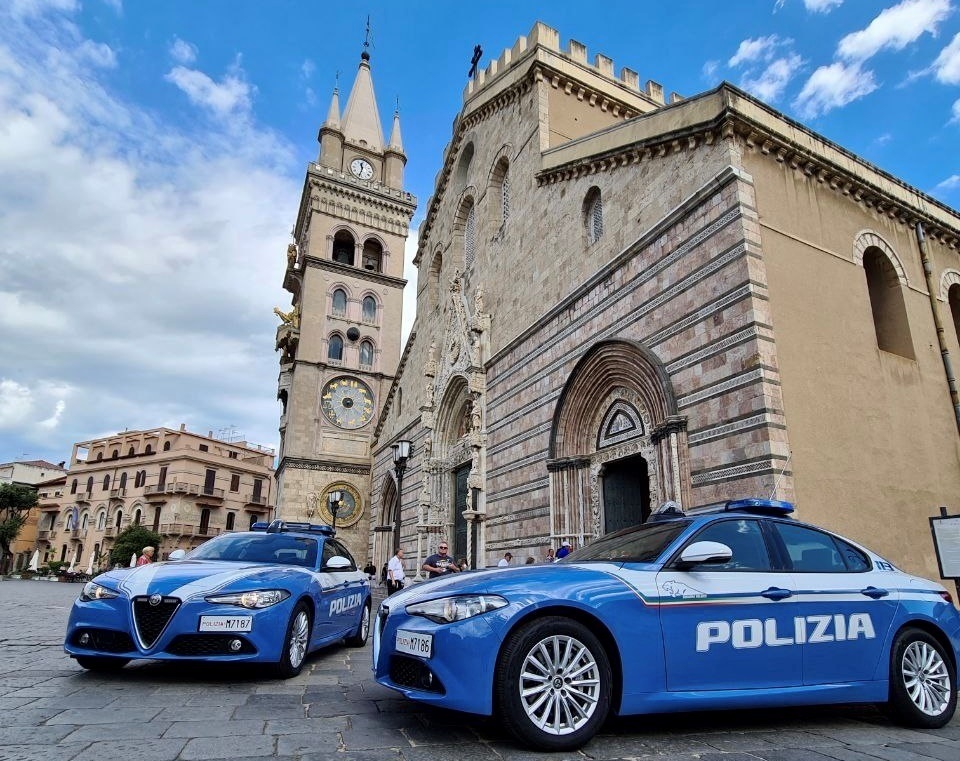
[761,587,793,600]
[861,586,889,599]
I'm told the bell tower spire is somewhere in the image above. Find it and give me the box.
[317,85,343,169]
[341,49,384,153]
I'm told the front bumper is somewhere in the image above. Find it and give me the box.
[372,599,503,716]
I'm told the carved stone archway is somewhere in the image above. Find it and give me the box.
[549,340,689,545]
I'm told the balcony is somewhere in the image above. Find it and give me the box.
[75,492,91,503]
[245,493,268,507]
[199,486,224,500]
[110,488,127,499]
[103,526,116,538]
[159,523,222,538]
[69,528,82,541]
[144,482,223,501]
[37,530,51,543]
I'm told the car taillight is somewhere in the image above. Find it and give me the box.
[938,591,953,605]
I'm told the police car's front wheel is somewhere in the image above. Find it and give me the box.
[274,602,311,679]
[887,627,956,728]
[495,616,612,751]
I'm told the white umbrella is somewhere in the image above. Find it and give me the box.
[85,553,94,576]
[67,550,78,574]
[27,550,39,572]
[129,553,137,568]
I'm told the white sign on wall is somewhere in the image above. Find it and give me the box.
[930,514,960,579]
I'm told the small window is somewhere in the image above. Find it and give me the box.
[134,509,142,526]
[199,508,211,535]
[114,510,123,529]
[111,449,119,459]
[230,474,240,492]
[96,452,103,462]
[102,475,110,491]
[361,239,383,272]
[145,445,153,455]
[501,171,510,226]
[464,204,476,269]
[684,519,772,572]
[359,340,374,367]
[199,444,208,452]
[86,476,94,494]
[332,230,355,265]
[332,289,347,316]
[585,187,603,244]
[163,441,171,451]
[226,512,236,531]
[70,479,78,495]
[362,295,377,322]
[950,283,960,348]
[228,451,238,460]
[328,334,344,361]
[128,446,136,456]
[97,511,106,530]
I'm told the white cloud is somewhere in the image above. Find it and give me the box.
[702,60,719,82]
[837,0,951,62]
[952,97,960,122]
[932,33,960,84]
[0,4,296,460]
[301,59,315,79]
[165,64,254,116]
[9,0,77,18]
[169,37,197,65]
[741,54,804,102]
[935,174,960,190]
[729,35,781,68]
[793,60,879,117]
[804,0,843,11]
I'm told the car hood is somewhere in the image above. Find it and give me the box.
[94,560,311,600]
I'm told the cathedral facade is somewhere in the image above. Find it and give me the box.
[366,22,960,581]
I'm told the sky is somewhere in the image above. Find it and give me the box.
[1,0,959,468]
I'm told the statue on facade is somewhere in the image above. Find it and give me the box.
[286,243,297,268]
[473,286,484,319]
[470,398,482,432]
[273,304,300,328]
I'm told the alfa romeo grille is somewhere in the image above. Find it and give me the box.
[132,596,180,648]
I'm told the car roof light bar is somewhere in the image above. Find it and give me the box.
[724,498,795,516]
[251,520,336,536]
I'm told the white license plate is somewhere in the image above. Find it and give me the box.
[199,615,253,632]
[395,629,433,658]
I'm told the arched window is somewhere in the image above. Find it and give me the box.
[80,513,89,531]
[134,509,142,525]
[429,252,443,310]
[397,388,403,415]
[585,187,603,244]
[361,239,383,272]
[491,157,510,232]
[359,340,374,368]
[97,511,106,531]
[226,512,236,531]
[60,544,67,562]
[864,247,914,359]
[96,451,103,462]
[328,334,344,361]
[86,476,94,494]
[70,479,78,494]
[135,470,146,488]
[153,506,161,532]
[199,508,211,535]
[119,472,127,490]
[362,295,377,322]
[114,510,123,529]
[102,475,110,491]
[464,204,476,268]
[332,289,347,316]
[163,441,171,451]
[127,446,135,456]
[111,449,118,459]
[949,283,960,347]
[501,170,510,226]
[145,444,153,454]
[332,230,355,265]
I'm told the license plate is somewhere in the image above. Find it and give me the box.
[199,615,253,632]
[396,629,433,658]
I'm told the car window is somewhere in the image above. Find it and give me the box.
[188,533,318,567]
[324,539,357,570]
[684,519,772,571]
[320,540,339,569]
[565,521,688,563]
[774,523,859,573]
[833,537,870,572]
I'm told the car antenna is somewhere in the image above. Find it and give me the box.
[769,449,792,500]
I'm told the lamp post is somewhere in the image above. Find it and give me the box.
[391,440,412,550]
[328,490,343,533]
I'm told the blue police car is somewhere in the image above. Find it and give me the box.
[65,521,370,677]
[372,500,960,750]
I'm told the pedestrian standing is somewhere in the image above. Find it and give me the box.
[555,540,573,559]
[545,547,555,563]
[422,540,460,578]
[497,552,513,567]
[387,548,406,595]
[136,546,155,566]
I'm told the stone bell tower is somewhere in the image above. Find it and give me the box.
[274,46,416,562]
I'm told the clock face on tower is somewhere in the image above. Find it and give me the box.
[321,376,375,429]
[350,158,374,180]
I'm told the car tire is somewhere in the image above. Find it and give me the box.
[495,616,612,751]
[75,656,129,672]
[346,601,371,647]
[274,602,311,679]
[886,627,957,728]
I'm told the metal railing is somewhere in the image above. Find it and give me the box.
[110,488,126,498]
[158,523,222,537]
[246,494,268,506]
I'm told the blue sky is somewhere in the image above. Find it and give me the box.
[1,0,959,468]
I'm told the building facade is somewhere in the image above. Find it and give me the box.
[35,425,275,572]
[369,22,960,581]
[1,459,67,573]
[273,47,416,565]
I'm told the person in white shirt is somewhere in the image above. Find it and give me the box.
[497,552,513,567]
[387,548,406,595]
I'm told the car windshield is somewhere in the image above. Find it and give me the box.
[562,520,689,563]
[186,533,318,568]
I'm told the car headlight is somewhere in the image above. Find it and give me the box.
[204,590,290,609]
[80,582,119,601]
[406,594,508,624]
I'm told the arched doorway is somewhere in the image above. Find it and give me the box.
[602,454,650,532]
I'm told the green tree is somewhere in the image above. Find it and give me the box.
[0,483,38,574]
[110,524,162,566]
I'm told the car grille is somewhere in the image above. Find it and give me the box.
[132,596,180,648]
[165,635,256,657]
[70,628,135,653]
[390,654,444,693]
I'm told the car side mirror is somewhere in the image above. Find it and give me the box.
[324,555,352,570]
[675,541,732,570]
[167,549,186,561]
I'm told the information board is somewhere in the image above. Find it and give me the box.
[930,514,960,579]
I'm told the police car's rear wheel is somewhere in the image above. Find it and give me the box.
[495,616,612,751]
[346,601,371,647]
[275,602,311,679]
[887,627,956,728]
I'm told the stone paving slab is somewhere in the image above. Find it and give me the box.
[3,579,960,761]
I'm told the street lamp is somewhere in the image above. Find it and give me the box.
[391,440,412,550]
[328,490,343,533]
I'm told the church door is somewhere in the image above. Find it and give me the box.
[453,464,469,561]
[602,454,650,533]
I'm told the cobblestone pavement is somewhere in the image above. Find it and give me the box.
[1,579,959,761]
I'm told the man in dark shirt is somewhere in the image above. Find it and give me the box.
[422,540,461,578]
